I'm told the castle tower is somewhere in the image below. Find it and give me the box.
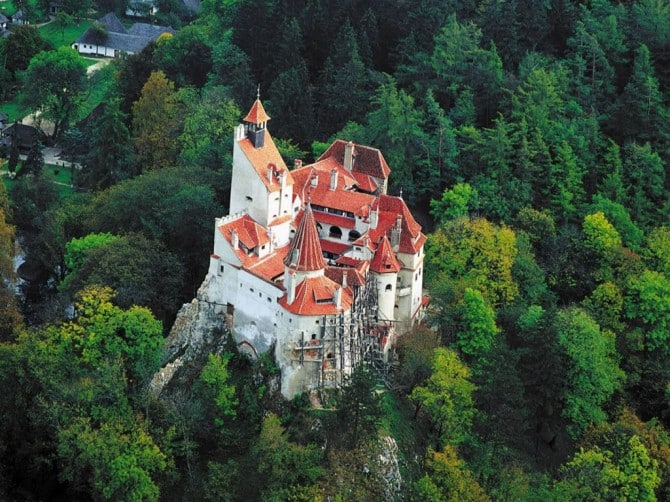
[369,235,401,322]
[243,98,270,148]
[283,204,326,301]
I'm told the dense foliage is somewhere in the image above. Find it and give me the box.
[2,0,670,499]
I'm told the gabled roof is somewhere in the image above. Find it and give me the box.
[370,236,401,274]
[243,99,271,124]
[284,204,325,272]
[378,195,424,254]
[319,139,391,180]
[127,22,175,38]
[279,275,352,315]
[97,12,127,33]
[75,13,175,54]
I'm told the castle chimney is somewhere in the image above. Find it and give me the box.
[231,230,239,250]
[334,285,342,309]
[370,204,379,229]
[280,169,286,188]
[310,175,318,187]
[342,270,348,289]
[390,214,402,251]
[267,165,273,183]
[294,159,303,169]
[329,169,338,190]
[344,141,354,172]
[287,269,297,304]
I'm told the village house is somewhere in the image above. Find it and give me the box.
[198,99,427,397]
[72,12,174,57]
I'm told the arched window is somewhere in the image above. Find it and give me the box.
[329,226,342,239]
[385,284,392,292]
[348,230,361,241]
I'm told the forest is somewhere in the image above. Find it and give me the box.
[1,0,670,499]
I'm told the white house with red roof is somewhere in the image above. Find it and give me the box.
[200,99,426,397]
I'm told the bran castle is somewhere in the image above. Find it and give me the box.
[199,99,426,397]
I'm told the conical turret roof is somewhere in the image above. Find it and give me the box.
[284,204,326,272]
[370,235,401,273]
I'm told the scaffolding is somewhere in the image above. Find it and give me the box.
[290,271,395,390]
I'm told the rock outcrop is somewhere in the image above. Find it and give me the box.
[150,291,230,398]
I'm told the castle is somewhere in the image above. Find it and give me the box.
[200,99,426,397]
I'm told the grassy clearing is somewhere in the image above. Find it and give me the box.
[2,163,74,198]
[39,20,93,48]
[0,97,31,123]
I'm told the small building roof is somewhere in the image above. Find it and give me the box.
[319,139,391,180]
[97,12,127,33]
[279,275,352,315]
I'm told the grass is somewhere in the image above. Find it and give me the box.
[39,20,93,49]
[2,162,75,199]
[0,97,31,123]
[80,63,116,118]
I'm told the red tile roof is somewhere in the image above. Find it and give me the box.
[247,245,290,285]
[325,266,366,287]
[320,239,351,256]
[238,131,293,193]
[243,99,271,124]
[219,214,270,251]
[279,275,352,315]
[319,139,391,180]
[352,171,379,193]
[284,204,325,272]
[369,236,401,273]
[313,210,356,229]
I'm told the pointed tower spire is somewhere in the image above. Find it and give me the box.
[243,99,271,148]
[370,235,401,273]
[284,204,326,272]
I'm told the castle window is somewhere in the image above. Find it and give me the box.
[246,196,253,202]
[259,292,262,298]
[329,226,342,239]
[267,296,272,302]
[250,288,254,293]
[348,230,361,241]
[220,265,224,274]
[385,284,392,292]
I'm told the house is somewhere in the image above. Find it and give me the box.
[126,0,158,18]
[9,10,27,25]
[0,122,45,154]
[72,12,175,57]
[199,99,427,397]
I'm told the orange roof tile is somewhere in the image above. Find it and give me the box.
[320,239,350,256]
[319,139,391,180]
[279,275,352,315]
[313,210,356,229]
[352,171,379,193]
[238,131,293,193]
[325,266,366,288]
[284,204,325,272]
[370,236,401,273]
[247,245,290,285]
[243,99,271,124]
[219,214,270,251]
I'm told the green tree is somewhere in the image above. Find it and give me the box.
[57,415,167,502]
[60,234,184,325]
[336,364,383,447]
[207,30,253,105]
[644,226,670,276]
[79,100,136,190]
[430,15,504,124]
[411,347,476,447]
[253,413,323,499]
[317,19,374,136]
[556,307,625,438]
[198,353,238,430]
[4,25,52,76]
[155,25,212,88]
[626,269,670,353]
[453,288,499,362]
[22,48,88,139]
[556,436,660,501]
[430,182,479,225]
[178,86,239,172]
[413,446,490,501]
[132,70,181,171]
[622,142,666,228]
